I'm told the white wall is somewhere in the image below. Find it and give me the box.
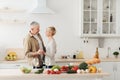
[0,0,119,60]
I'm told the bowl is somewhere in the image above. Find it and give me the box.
[20,66,32,74]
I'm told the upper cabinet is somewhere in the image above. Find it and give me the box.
[82,0,98,36]
[102,0,116,34]
[81,0,118,37]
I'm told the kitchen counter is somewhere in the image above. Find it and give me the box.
[0,69,109,80]
[55,58,120,63]
[0,59,28,63]
[0,59,28,69]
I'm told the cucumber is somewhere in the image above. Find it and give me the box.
[67,70,76,74]
[34,68,44,74]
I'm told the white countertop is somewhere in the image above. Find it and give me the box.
[0,69,109,79]
[55,58,120,63]
[1,58,120,64]
[0,59,28,63]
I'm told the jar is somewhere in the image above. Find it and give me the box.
[73,55,76,59]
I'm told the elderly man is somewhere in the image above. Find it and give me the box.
[24,21,46,68]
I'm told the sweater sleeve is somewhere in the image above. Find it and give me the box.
[24,37,34,58]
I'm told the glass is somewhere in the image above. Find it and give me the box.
[91,11,97,23]
[103,0,110,10]
[110,0,116,10]
[45,59,50,69]
[91,23,97,34]
[31,58,39,68]
[103,12,109,22]
[84,11,90,22]
[91,0,97,10]
[83,23,90,34]
[102,23,109,34]
[84,0,90,10]
[110,23,116,34]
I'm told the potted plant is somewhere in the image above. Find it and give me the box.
[113,51,119,58]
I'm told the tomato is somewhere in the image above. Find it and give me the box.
[47,70,51,74]
[61,66,66,69]
[61,66,69,72]
[71,66,79,71]
[56,71,61,74]
[51,70,55,74]
[60,68,64,71]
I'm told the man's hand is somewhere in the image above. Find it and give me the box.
[37,49,45,55]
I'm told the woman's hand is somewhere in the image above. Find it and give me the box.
[37,49,45,55]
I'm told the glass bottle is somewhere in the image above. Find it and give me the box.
[110,14,113,22]
[94,47,99,59]
[106,47,111,58]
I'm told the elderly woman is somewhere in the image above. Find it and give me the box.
[44,26,57,66]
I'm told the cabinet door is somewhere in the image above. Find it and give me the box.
[82,0,98,35]
[100,62,114,80]
[102,0,116,35]
[116,62,120,80]
[82,0,117,37]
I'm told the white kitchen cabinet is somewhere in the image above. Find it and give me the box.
[100,62,120,80]
[81,0,119,37]
[101,62,114,80]
[0,60,28,69]
[116,62,120,80]
[0,63,28,69]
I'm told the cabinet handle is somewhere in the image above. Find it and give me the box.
[113,65,115,71]
[113,63,117,71]
[115,65,117,71]
[113,64,116,71]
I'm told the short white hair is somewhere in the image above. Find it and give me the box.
[30,21,39,26]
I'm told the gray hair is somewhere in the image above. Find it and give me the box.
[30,21,39,26]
